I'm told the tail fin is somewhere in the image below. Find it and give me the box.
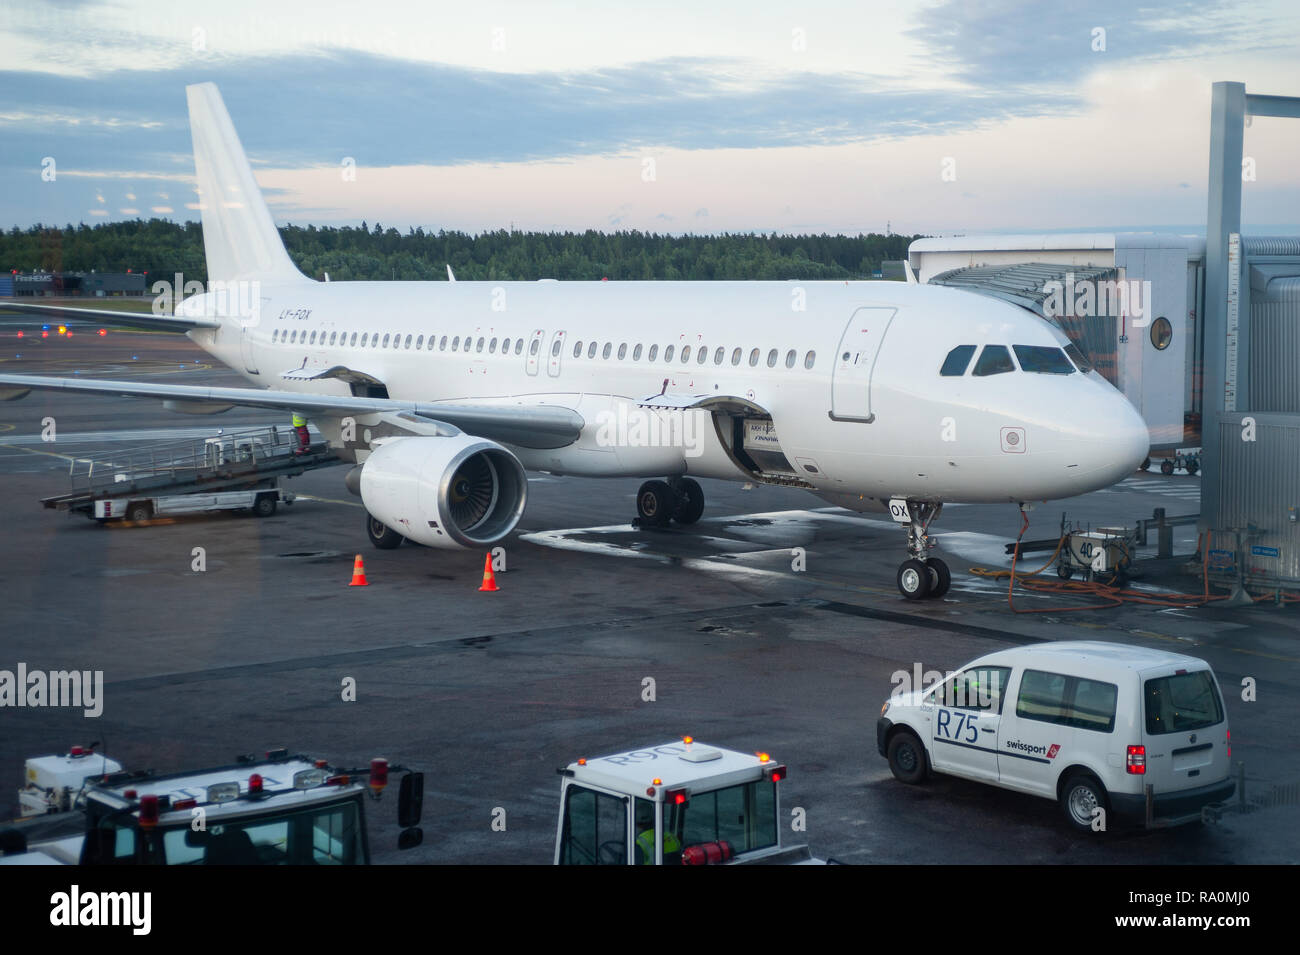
[186,82,309,285]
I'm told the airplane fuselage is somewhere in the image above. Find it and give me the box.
[182,277,1149,507]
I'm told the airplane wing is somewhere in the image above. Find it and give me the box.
[0,373,585,450]
[0,300,219,333]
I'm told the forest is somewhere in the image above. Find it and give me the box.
[2,219,918,284]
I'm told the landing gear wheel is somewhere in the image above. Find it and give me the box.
[887,730,929,784]
[897,559,933,600]
[366,513,403,549]
[925,557,951,599]
[126,501,152,523]
[1140,456,1151,471]
[1060,774,1108,832]
[253,494,277,518]
[636,480,678,527]
[1160,459,1175,476]
[671,477,705,525]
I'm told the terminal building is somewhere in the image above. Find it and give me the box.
[0,271,147,298]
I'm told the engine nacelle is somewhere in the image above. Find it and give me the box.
[358,435,528,549]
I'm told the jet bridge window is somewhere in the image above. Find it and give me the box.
[940,344,977,376]
[1013,345,1074,374]
[972,345,1015,377]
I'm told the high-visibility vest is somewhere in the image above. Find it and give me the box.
[635,829,681,865]
[292,414,307,428]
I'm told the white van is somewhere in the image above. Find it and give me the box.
[876,641,1234,831]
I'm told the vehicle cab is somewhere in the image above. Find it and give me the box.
[876,642,1234,831]
[554,738,817,865]
[2,749,423,865]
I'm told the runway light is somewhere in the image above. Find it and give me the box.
[41,331,48,338]
[15,330,21,338]
[58,325,66,335]
[98,329,107,337]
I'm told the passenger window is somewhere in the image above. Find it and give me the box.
[309,331,318,345]
[380,334,389,348]
[452,336,460,351]
[940,344,977,376]
[405,335,413,349]
[785,349,796,368]
[476,337,485,352]
[766,349,778,368]
[500,337,509,353]
[573,341,583,358]
[714,347,724,365]
[749,348,760,367]
[551,339,561,357]
[356,333,364,347]
[1016,669,1117,733]
[648,345,658,361]
[972,345,1015,376]
[416,335,424,349]
[698,347,708,365]
[731,348,742,365]
[351,333,358,347]
[681,346,691,363]
[489,338,497,353]
[618,343,628,360]
[664,345,674,362]
[603,342,612,360]
[588,341,598,359]
[515,339,524,355]
[428,335,436,350]
[940,666,1012,712]
[804,350,816,369]
[440,336,448,350]
[1013,345,1074,374]
[530,338,539,355]
[329,332,337,346]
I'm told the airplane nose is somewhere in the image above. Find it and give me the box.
[1078,395,1149,488]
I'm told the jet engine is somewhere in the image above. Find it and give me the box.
[356,435,528,548]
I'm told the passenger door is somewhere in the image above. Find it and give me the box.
[929,665,1011,782]
[546,329,567,377]
[830,307,897,422]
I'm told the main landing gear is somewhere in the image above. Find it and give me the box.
[636,477,705,528]
[894,500,950,601]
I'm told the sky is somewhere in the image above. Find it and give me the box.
[3,0,1299,235]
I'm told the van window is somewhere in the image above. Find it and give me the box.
[1144,671,1224,735]
[940,344,977,376]
[1016,669,1117,733]
[972,345,1014,376]
[938,666,1012,712]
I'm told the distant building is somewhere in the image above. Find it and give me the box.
[3,271,147,297]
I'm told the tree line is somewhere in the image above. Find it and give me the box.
[2,220,918,284]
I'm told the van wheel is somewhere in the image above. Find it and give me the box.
[887,730,929,784]
[253,494,277,518]
[126,501,152,523]
[1060,774,1108,832]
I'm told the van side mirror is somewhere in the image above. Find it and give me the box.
[398,772,424,828]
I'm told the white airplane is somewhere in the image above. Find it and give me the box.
[0,84,1149,599]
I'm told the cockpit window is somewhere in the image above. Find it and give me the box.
[972,345,1015,376]
[1062,341,1094,374]
[940,345,977,376]
[1013,345,1075,375]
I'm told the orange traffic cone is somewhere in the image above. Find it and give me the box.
[477,553,499,592]
[349,554,369,587]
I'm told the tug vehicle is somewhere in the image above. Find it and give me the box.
[554,738,821,864]
[0,747,423,865]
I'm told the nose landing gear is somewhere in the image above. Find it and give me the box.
[894,500,950,600]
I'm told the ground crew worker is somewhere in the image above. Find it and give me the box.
[633,801,682,864]
[292,413,310,453]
